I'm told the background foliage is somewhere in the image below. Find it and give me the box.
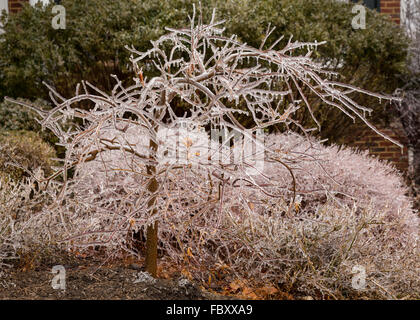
[0,0,410,143]
[0,130,56,181]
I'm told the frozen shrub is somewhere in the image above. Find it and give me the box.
[0,170,58,269]
[216,133,419,298]
[215,197,419,299]
[37,129,419,298]
[259,133,416,224]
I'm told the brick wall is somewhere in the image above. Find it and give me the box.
[346,1,409,174]
[380,0,401,24]
[8,0,29,14]
[345,122,409,173]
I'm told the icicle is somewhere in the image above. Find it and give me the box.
[235,94,239,105]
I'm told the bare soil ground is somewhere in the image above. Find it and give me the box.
[0,252,234,300]
[0,267,232,300]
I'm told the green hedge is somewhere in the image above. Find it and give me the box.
[0,130,57,181]
[0,0,410,142]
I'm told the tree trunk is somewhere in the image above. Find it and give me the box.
[145,138,159,277]
[412,141,420,207]
[145,221,158,277]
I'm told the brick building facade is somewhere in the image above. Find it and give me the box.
[380,0,402,23]
[8,0,29,14]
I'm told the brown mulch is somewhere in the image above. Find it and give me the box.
[0,253,233,300]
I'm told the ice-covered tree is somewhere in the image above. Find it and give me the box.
[6,6,401,277]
